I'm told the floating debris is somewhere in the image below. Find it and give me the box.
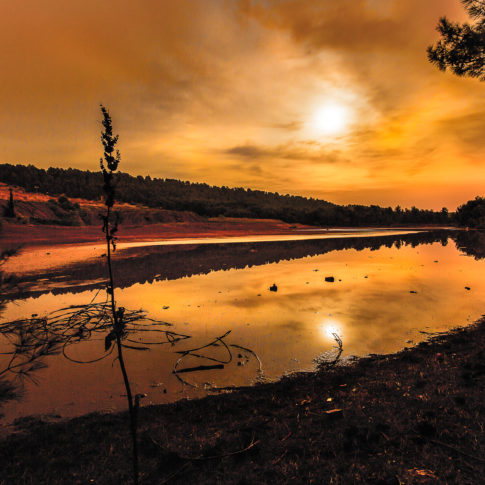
[325,409,343,419]
[325,276,335,282]
[269,284,278,292]
[174,364,224,374]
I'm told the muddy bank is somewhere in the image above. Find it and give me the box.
[1,317,484,484]
[0,217,317,249]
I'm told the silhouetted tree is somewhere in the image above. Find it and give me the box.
[3,188,15,218]
[455,196,485,227]
[428,0,485,80]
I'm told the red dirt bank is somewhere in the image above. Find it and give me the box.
[0,183,317,247]
[0,218,314,248]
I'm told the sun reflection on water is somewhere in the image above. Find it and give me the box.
[320,319,343,342]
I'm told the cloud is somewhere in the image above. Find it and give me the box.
[226,145,268,159]
[224,142,346,165]
[0,0,483,210]
[238,0,466,52]
[272,121,303,131]
[437,109,485,152]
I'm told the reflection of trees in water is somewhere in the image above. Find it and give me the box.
[453,230,485,260]
[9,231,455,300]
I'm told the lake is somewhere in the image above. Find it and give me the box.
[1,229,484,425]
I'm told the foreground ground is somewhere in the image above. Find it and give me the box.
[1,317,484,484]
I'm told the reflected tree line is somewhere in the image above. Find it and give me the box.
[5,230,459,301]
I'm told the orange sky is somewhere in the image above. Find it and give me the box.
[0,0,483,210]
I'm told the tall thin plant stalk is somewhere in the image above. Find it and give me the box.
[99,105,140,485]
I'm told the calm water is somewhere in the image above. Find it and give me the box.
[1,229,484,425]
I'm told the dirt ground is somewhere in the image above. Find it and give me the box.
[0,218,319,248]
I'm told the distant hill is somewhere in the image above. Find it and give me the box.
[0,163,450,226]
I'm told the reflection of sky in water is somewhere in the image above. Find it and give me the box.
[1,239,485,423]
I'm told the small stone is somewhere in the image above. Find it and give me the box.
[325,276,335,282]
[269,284,278,292]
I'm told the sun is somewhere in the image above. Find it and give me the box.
[310,101,352,137]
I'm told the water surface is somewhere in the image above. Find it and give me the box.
[1,229,484,425]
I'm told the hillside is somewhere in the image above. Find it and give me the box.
[0,164,451,227]
[0,183,203,226]
[0,183,318,248]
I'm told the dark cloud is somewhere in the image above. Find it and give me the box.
[437,109,485,151]
[272,121,303,131]
[227,145,268,159]
[225,142,346,164]
[238,0,465,52]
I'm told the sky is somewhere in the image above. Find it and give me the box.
[0,0,483,210]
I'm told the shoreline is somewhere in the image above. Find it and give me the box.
[0,219,456,249]
[1,316,484,483]
[0,222,454,277]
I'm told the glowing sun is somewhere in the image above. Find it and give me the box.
[310,101,352,137]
